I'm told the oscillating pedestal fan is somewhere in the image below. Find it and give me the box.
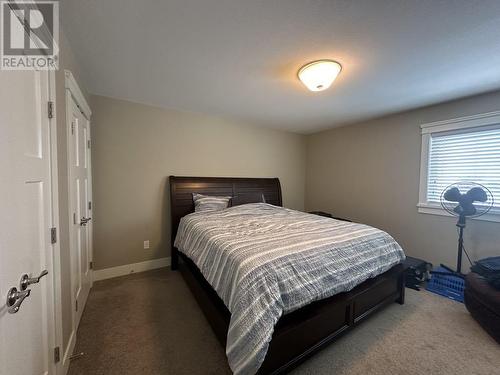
[438,182,494,277]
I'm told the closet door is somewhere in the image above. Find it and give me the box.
[0,69,58,375]
[68,95,92,328]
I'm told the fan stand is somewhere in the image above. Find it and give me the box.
[433,214,466,279]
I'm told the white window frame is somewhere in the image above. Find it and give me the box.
[418,110,500,223]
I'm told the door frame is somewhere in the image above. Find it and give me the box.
[63,70,93,369]
[47,68,66,375]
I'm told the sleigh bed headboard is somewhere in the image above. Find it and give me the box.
[168,176,282,269]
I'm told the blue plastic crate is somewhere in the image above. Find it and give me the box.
[426,266,465,303]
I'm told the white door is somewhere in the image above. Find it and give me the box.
[0,70,58,375]
[68,96,92,327]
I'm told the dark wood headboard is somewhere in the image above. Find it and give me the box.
[169,176,282,269]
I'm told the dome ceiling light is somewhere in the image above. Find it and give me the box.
[298,60,342,92]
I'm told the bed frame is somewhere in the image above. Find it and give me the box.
[169,176,405,374]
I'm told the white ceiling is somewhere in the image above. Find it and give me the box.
[62,0,500,133]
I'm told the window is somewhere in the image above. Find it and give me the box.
[418,111,500,222]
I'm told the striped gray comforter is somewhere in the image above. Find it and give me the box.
[174,203,405,374]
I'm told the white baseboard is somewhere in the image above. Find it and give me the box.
[62,329,76,375]
[93,257,171,281]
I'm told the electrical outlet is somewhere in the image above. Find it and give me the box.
[143,240,150,249]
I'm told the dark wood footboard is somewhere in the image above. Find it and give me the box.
[178,251,405,374]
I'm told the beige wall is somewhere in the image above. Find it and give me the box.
[306,90,500,270]
[91,95,306,270]
[55,30,90,350]
[93,90,500,273]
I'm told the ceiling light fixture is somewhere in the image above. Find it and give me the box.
[298,60,342,92]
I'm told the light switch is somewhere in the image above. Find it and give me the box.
[143,240,150,249]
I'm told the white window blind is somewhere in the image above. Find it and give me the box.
[427,126,500,207]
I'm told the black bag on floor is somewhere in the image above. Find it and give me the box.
[404,256,432,291]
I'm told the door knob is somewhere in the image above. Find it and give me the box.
[6,287,31,314]
[80,217,91,226]
[20,270,48,291]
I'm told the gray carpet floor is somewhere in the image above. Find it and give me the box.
[68,268,499,375]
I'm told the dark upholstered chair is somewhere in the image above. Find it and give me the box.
[464,272,500,343]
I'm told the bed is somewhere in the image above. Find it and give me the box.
[169,176,406,374]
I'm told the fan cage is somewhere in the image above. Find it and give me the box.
[439,181,495,218]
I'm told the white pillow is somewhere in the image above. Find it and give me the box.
[192,193,231,212]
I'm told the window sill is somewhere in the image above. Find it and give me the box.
[417,203,500,223]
